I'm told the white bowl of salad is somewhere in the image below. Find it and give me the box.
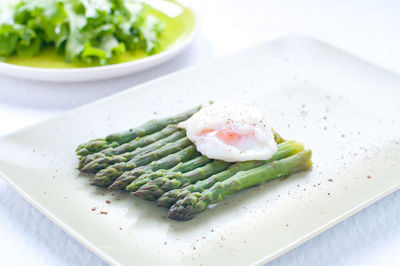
[0,0,197,81]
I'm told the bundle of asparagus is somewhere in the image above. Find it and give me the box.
[76,105,312,221]
[76,105,201,157]
[168,150,312,220]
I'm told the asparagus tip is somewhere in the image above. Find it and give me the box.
[108,181,123,190]
[132,188,159,201]
[156,190,180,208]
[90,176,111,187]
[168,194,205,221]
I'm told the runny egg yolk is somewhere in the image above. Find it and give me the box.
[200,129,246,145]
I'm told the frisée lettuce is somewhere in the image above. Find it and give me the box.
[0,0,164,65]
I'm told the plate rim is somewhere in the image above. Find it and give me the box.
[1,35,400,265]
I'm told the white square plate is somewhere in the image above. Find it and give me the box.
[0,36,399,265]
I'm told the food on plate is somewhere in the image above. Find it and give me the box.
[0,0,165,66]
[157,140,304,208]
[114,155,211,191]
[78,125,182,169]
[76,105,200,156]
[0,0,196,69]
[91,137,194,186]
[133,159,232,201]
[168,150,312,220]
[179,101,278,162]
[76,102,312,220]
[79,126,186,173]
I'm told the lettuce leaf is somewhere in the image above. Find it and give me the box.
[0,24,20,56]
[140,15,164,54]
[81,35,125,64]
[16,28,42,57]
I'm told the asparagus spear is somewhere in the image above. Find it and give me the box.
[125,155,212,192]
[91,137,193,187]
[168,150,312,221]
[92,137,192,186]
[109,151,210,190]
[76,105,201,156]
[80,129,186,173]
[105,145,200,189]
[157,140,304,208]
[133,160,232,201]
[78,125,180,169]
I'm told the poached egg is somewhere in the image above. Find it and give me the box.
[179,101,277,162]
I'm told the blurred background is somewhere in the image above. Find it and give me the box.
[0,0,399,265]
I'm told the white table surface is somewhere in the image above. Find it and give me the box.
[1,0,400,265]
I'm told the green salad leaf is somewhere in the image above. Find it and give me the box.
[0,0,164,65]
[0,24,20,57]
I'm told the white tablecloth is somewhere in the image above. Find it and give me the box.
[1,0,399,265]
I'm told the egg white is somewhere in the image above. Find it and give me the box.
[179,101,277,162]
